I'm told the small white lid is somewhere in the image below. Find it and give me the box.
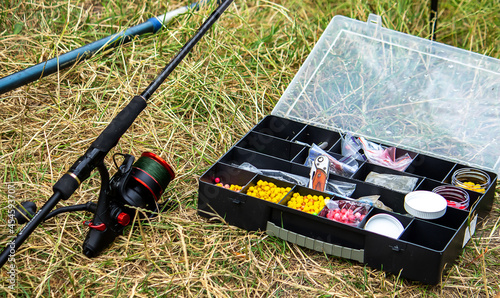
[404,190,447,219]
[364,213,405,239]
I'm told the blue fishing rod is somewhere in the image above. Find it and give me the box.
[0,0,233,267]
[0,1,211,95]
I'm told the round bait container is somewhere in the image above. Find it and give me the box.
[451,168,490,194]
[404,190,447,219]
[364,213,404,239]
[432,185,470,210]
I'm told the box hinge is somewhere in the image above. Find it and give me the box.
[231,197,244,204]
[389,244,406,252]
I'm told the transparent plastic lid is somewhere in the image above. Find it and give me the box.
[273,14,500,174]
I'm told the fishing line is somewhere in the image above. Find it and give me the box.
[132,152,176,199]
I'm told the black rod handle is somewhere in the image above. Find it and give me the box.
[91,95,147,152]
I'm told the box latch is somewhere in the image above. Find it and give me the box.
[367,14,382,27]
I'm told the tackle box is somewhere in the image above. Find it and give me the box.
[197,14,500,284]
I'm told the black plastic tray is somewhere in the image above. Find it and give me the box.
[197,115,497,284]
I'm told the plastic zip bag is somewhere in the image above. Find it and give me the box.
[354,195,393,212]
[341,132,366,161]
[358,137,413,171]
[318,200,371,227]
[235,162,356,197]
[305,144,359,178]
[365,171,418,193]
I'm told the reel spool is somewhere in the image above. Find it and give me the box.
[122,152,176,212]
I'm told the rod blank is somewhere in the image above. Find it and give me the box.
[0,3,203,95]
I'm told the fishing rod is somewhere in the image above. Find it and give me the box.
[0,0,214,95]
[0,0,233,267]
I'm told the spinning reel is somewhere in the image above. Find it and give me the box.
[0,0,233,267]
[14,152,175,257]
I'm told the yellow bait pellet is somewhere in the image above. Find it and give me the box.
[287,192,328,215]
[245,180,290,203]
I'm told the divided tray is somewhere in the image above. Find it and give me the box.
[197,115,497,285]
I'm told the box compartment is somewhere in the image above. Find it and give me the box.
[353,162,423,193]
[291,125,342,150]
[252,116,305,140]
[405,155,456,182]
[236,132,305,161]
[198,163,270,231]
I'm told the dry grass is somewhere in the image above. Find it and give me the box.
[1,0,499,297]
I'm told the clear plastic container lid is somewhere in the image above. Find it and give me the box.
[273,14,500,174]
